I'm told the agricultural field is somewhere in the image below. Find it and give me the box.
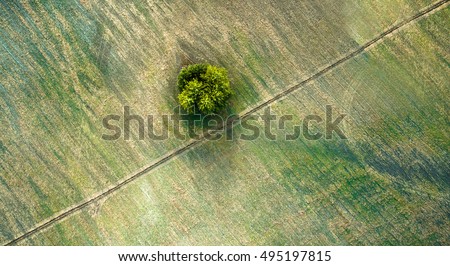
[0,0,449,245]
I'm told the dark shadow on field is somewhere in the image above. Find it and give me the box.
[358,142,450,186]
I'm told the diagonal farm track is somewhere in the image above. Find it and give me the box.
[5,0,449,246]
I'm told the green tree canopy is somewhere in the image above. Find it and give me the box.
[177,64,232,114]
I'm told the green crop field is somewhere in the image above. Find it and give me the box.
[0,0,449,245]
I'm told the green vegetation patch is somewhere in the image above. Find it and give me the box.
[177,64,233,114]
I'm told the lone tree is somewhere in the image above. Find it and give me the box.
[177,63,232,114]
